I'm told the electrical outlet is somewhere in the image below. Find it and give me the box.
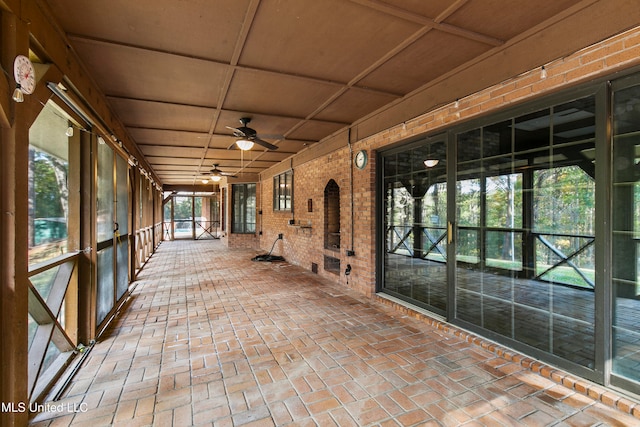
[346,250,356,257]
[278,233,283,240]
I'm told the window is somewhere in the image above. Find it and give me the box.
[273,170,292,211]
[27,100,80,403]
[29,101,71,264]
[232,183,256,233]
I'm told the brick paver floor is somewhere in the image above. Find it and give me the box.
[30,240,640,426]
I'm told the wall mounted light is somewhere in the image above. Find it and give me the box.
[424,159,439,168]
[12,84,24,103]
[66,126,74,137]
[541,65,547,79]
[235,139,254,151]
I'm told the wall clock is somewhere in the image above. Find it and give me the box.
[354,150,368,170]
[14,55,36,95]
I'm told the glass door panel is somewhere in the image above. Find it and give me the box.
[96,247,114,325]
[96,141,130,327]
[382,138,447,315]
[116,155,129,300]
[96,141,114,325]
[612,83,640,385]
[454,95,597,369]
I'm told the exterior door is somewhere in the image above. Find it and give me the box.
[381,136,448,316]
[96,140,129,329]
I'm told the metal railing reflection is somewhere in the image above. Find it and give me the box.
[386,224,595,288]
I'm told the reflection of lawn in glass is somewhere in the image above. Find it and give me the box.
[539,265,594,289]
[456,255,594,289]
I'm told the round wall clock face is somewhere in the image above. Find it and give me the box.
[354,150,368,169]
[14,55,36,95]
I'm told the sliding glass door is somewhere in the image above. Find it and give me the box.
[378,73,640,396]
[611,76,640,391]
[454,95,597,373]
[379,90,602,381]
[381,136,448,316]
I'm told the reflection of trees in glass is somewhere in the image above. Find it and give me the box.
[29,147,69,247]
[534,165,595,284]
[33,151,66,218]
[486,174,522,262]
[388,186,413,225]
[534,166,594,235]
[455,179,481,262]
[456,179,481,227]
[423,183,446,226]
[486,174,522,228]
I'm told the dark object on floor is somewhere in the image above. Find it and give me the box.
[252,235,285,262]
[252,254,285,262]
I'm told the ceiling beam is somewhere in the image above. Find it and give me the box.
[104,98,351,130]
[348,0,504,46]
[193,0,262,185]
[66,34,406,98]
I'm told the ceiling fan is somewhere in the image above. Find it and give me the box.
[226,117,279,151]
[208,164,236,182]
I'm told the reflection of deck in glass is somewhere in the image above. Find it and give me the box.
[383,253,640,376]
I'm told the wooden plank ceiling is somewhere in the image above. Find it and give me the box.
[44,0,589,185]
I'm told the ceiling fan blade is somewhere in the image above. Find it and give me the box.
[253,138,279,150]
[256,133,285,140]
[226,126,246,137]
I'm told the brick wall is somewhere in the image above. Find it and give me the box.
[259,25,640,298]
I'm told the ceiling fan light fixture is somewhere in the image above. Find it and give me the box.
[236,138,254,151]
[424,159,439,168]
[211,174,222,182]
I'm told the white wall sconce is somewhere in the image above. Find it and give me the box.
[12,85,24,102]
